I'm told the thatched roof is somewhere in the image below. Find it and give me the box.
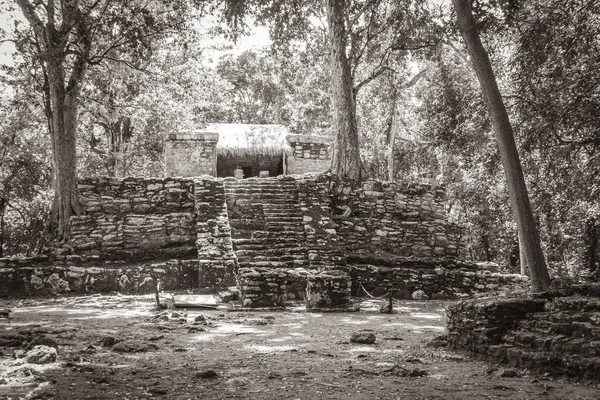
[206,124,293,158]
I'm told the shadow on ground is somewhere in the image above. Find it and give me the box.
[1,295,598,399]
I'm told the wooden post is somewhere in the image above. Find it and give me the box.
[155,279,161,310]
[283,152,287,175]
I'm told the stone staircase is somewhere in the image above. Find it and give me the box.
[447,290,600,380]
[223,177,308,269]
[496,296,600,378]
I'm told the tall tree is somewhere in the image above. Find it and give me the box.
[451,0,551,291]
[11,0,200,239]
[327,0,362,180]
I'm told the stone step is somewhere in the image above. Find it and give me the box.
[229,222,265,228]
[544,297,600,313]
[264,221,304,227]
[262,218,302,223]
[262,207,303,213]
[224,188,297,194]
[235,249,305,257]
[225,194,298,201]
[249,230,304,237]
[224,186,297,191]
[486,345,600,380]
[228,196,297,201]
[263,208,303,213]
[240,200,299,206]
[224,179,296,183]
[503,330,600,356]
[263,211,304,217]
[234,243,302,249]
[233,241,302,249]
[238,261,295,268]
[262,227,304,234]
[237,257,306,264]
[237,255,307,263]
[532,310,600,324]
[519,319,600,339]
[232,237,301,245]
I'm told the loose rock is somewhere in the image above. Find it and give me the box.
[350,332,376,344]
[427,335,448,348]
[195,370,217,379]
[25,345,57,364]
[412,290,429,300]
[496,368,520,378]
[100,336,119,347]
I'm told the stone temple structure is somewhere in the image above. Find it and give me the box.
[164,123,334,178]
[0,122,525,307]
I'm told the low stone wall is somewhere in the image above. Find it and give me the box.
[164,131,218,177]
[346,255,527,299]
[332,178,467,259]
[446,287,600,380]
[0,256,199,297]
[71,177,197,260]
[286,135,333,175]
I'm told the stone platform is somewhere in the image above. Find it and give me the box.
[446,283,600,381]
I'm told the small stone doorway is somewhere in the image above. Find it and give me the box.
[216,154,285,178]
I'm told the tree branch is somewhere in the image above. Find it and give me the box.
[15,0,47,47]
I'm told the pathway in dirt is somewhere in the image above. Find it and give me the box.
[1,295,599,400]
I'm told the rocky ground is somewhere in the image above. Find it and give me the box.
[0,294,599,400]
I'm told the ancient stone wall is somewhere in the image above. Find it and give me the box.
[332,179,466,259]
[345,256,527,299]
[286,135,333,175]
[296,174,345,269]
[2,173,521,299]
[164,132,218,177]
[0,255,198,297]
[446,287,600,381]
[195,178,237,287]
[70,177,197,260]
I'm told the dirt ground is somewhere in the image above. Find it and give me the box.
[1,294,599,400]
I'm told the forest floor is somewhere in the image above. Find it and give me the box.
[1,294,599,400]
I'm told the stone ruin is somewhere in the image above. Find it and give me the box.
[0,122,528,306]
[163,123,333,178]
[0,172,525,308]
[445,283,600,380]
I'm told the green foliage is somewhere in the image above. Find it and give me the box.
[0,88,51,256]
[509,0,600,276]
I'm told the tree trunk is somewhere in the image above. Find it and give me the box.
[519,233,529,276]
[452,0,551,292]
[326,0,363,181]
[388,128,397,181]
[47,60,81,240]
[0,198,5,258]
[16,0,90,241]
[586,218,598,276]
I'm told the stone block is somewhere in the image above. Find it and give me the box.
[305,270,351,310]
